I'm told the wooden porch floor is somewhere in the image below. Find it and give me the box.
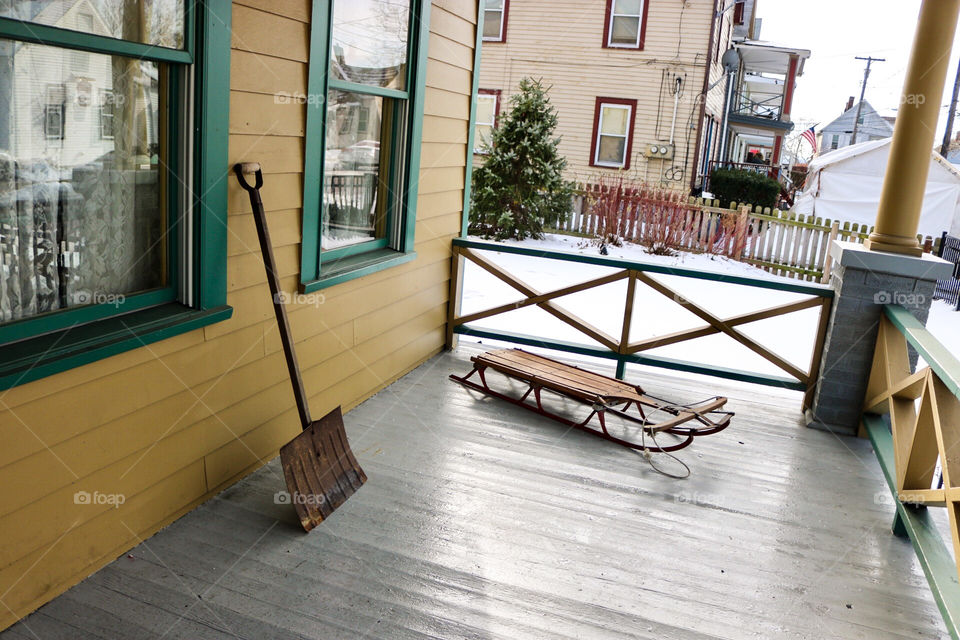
[2,346,948,639]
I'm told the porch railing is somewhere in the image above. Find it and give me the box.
[862,305,960,638]
[447,238,834,409]
[934,232,960,310]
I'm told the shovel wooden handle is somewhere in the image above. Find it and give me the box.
[233,163,313,430]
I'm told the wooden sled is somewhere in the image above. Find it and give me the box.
[450,349,733,453]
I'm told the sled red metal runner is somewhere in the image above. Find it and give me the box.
[450,348,733,453]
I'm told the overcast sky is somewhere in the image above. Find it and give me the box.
[759,1,960,145]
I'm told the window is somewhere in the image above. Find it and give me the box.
[44,84,66,140]
[300,0,430,291]
[475,90,500,153]
[590,98,637,169]
[733,1,745,25]
[483,0,509,42]
[0,2,233,390]
[603,0,648,49]
[99,90,115,139]
[831,134,840,149]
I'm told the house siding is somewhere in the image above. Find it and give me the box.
[477,0,731,187]
[0,0,474,629]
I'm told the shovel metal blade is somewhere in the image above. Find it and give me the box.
[279,406,367,532]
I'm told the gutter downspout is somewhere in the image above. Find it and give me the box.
[689,0,721,191]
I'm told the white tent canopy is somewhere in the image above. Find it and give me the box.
[795,138,960,238]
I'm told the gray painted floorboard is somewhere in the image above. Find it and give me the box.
[2,347,949,639]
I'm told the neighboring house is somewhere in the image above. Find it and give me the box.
[819,98,894,152]
[713,37,811,186]
[0,0,477,629]
[476,0,737,190]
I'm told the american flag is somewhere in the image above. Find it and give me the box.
[800,126,818,153]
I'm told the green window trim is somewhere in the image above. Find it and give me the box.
[299,0,432,293]
[462,1,487,237]
[0,0,233,389]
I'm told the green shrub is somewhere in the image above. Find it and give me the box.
[709,168,781,209]
[469,78,574,240]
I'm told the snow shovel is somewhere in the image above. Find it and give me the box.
[234,162,367,532]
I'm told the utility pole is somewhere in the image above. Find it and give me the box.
[940,56,960,157]
[850,56,885,145]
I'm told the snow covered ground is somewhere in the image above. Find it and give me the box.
[458,233,960,382]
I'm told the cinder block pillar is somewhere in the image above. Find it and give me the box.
[805,241,953,436]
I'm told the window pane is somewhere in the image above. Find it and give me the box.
[597,136,626,165]
[324,90,404,250]
[476,95,496,125]
[613,0,642,15]
[475,124,493,152]
[0,39,167,324]
[600,106,629,135]
[610,16,640,44]
[0,0,185,49]
[330,0,410,90]
[487,0,504,9]
[483,10,503,39]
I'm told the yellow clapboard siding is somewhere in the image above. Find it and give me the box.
[228,208,302,256]
[228,244,301,292]
[0,323,266,469]
[230,49,307,97]
[418,166,466,195]
[422,142,468,168]
[231,4,310,62]
[204,317,447,488]
[234,0,310,22]
[229,91,306,136]
[422,115,470,144]
[427,32,474,70]
[229,134,304,174]
[227,171,303,213]
[205,233,453,342]
[424,87,471,120]
[426,59,474,96]
[429,6,477,49]
[432,0,477,24]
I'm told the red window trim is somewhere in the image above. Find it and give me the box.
[602,0,650,51]
[589,97,638,170]
[483,0,510,43]
[477,88,502,127]
[733,1,745,25]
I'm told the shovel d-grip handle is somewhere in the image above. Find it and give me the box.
[233,163,313,430]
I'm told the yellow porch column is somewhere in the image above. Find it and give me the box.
[866,0,960,256]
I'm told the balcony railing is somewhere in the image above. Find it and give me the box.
[708,160,782,182]
[731,90,783,120]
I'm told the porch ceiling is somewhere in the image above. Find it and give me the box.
[1,347,946,639]
[735,41,811,76]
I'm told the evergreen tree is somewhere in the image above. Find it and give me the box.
[469,78,574,240]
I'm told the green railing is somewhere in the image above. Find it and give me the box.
[447,238,834,408]
[862,304,960,639]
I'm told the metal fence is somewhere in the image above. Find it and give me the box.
[935,233,960,310]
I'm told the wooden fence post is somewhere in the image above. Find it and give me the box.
[821,220,840,284]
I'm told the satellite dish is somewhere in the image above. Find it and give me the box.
[721,48,740,72]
